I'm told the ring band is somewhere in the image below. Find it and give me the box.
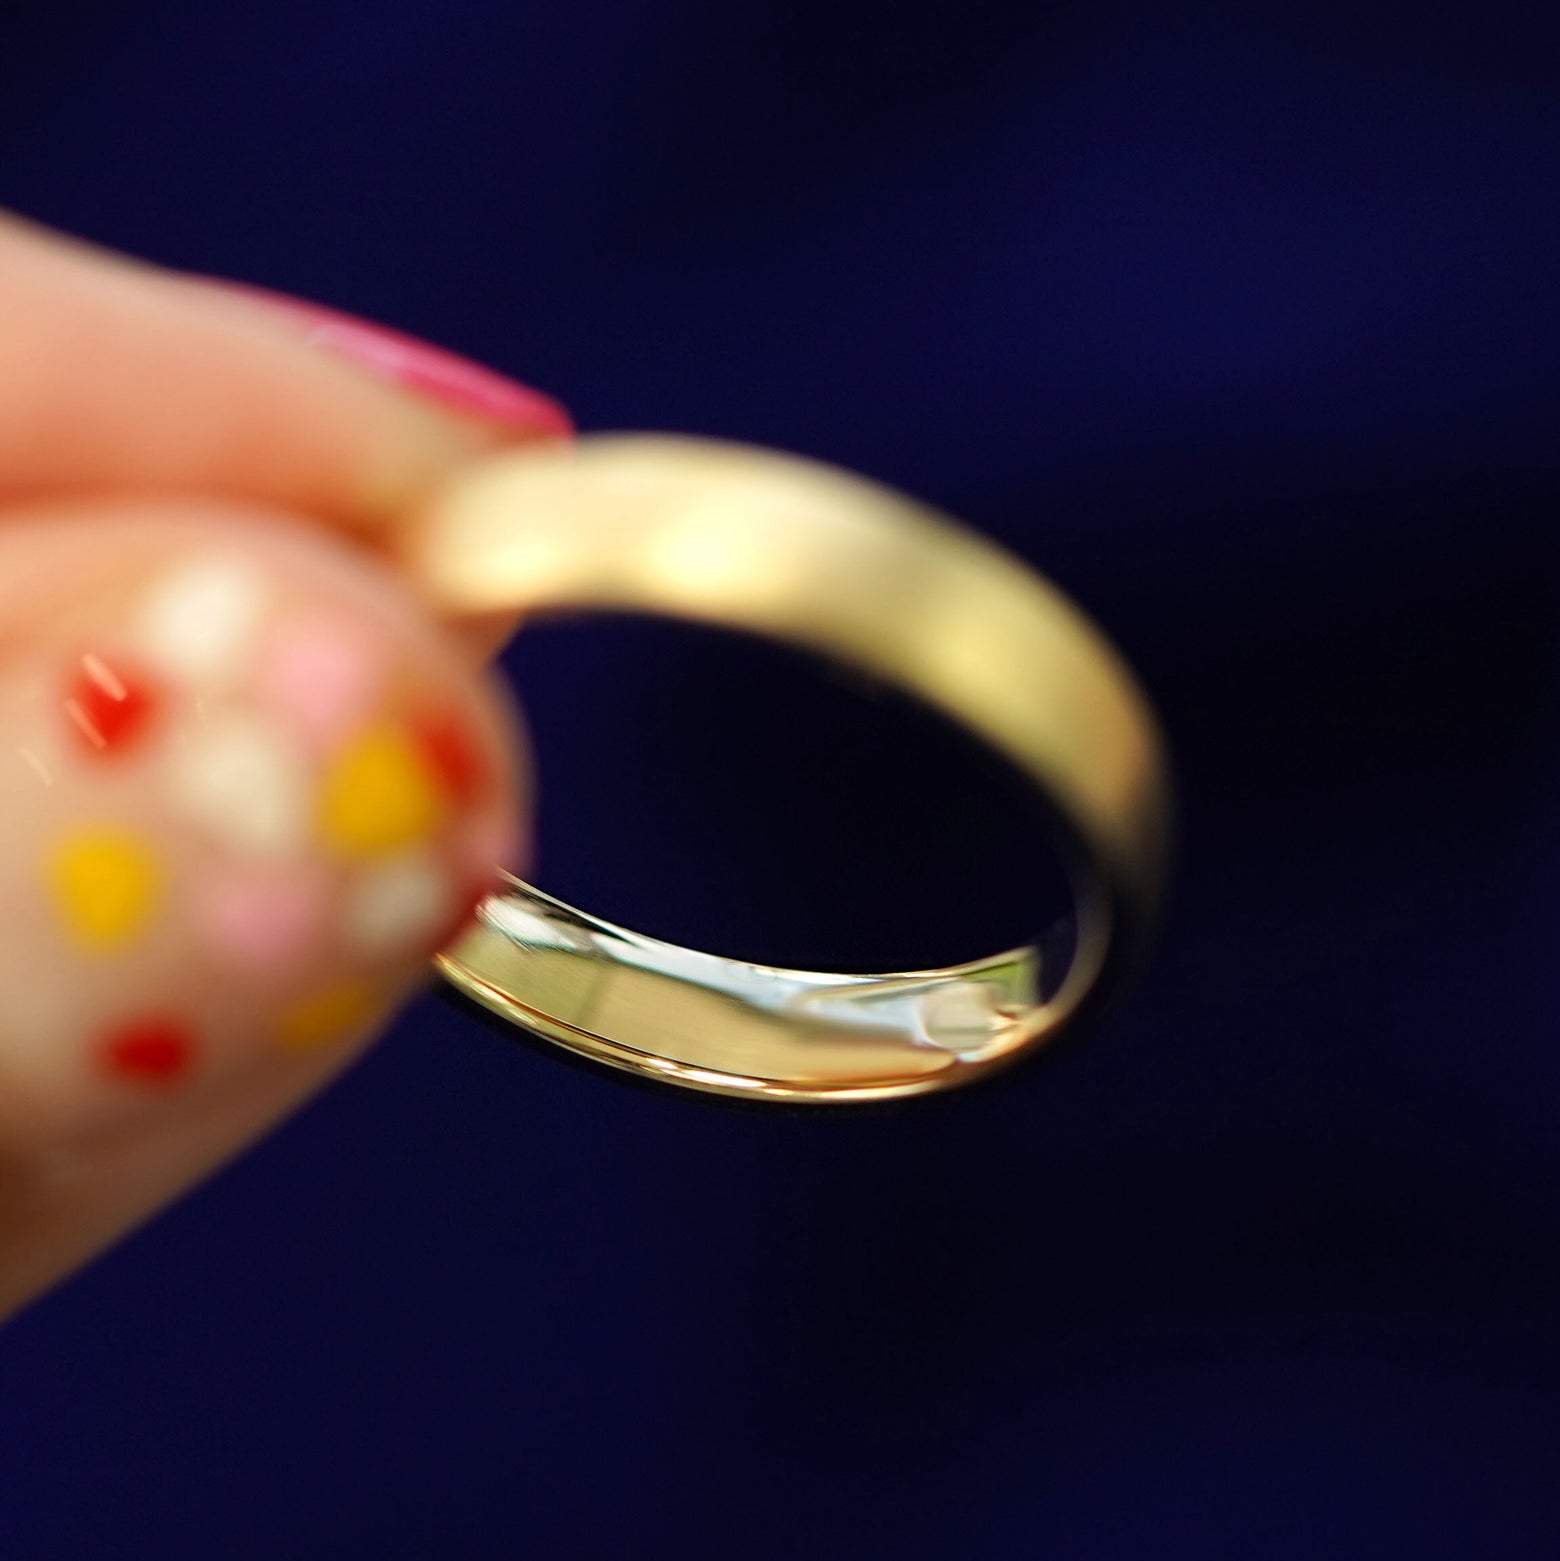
[401,436,1171,1103]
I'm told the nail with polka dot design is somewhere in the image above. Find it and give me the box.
[0,524,525,1150]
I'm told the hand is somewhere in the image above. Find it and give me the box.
[0,213,564,1318]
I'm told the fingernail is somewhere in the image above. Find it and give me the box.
[0,518,525,1152]
[200,280,573,439]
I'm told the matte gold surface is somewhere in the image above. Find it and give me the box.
[405,435,1171,1102]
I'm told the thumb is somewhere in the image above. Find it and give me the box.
[0,499,528,1317]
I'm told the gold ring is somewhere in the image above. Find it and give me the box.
[400,435,1171,1103]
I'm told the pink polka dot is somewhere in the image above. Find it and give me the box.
[253,615,383,753]
[191,864,331,977]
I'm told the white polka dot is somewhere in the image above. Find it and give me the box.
[135,554,271,687]
[342,853,454,958]
[169,712,311,857]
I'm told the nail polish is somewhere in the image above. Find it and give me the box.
[206,281,573,438]
[0,529,523,1149]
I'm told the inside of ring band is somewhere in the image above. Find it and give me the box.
[439,873,1106,1102]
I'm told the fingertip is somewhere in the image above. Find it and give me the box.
[0,215,570,522]
[0,500,529,1162]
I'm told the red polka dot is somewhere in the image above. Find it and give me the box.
[100,1017,195,1085]
[65,654,160,759]
[407,706,489,806]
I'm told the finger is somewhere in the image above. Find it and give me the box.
[0,212,569,523]
[0,500,528,1318]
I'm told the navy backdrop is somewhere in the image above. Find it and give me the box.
[2,3,1559,1556]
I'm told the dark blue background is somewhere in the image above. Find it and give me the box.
[3,3,1559,1555]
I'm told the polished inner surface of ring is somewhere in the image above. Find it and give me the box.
[449,876,1047,1097]
[405,435,1170,1103]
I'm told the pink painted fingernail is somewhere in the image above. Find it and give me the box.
[0,519,527,1151]
[203,280,573,439]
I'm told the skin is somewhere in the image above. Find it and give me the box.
[0,212,556,1319]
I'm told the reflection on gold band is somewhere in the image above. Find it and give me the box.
[404,436,1171,1103]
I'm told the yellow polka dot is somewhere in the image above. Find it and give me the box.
[276,980,379,1052]
[47,827,162,952]
[316,724,444,860]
